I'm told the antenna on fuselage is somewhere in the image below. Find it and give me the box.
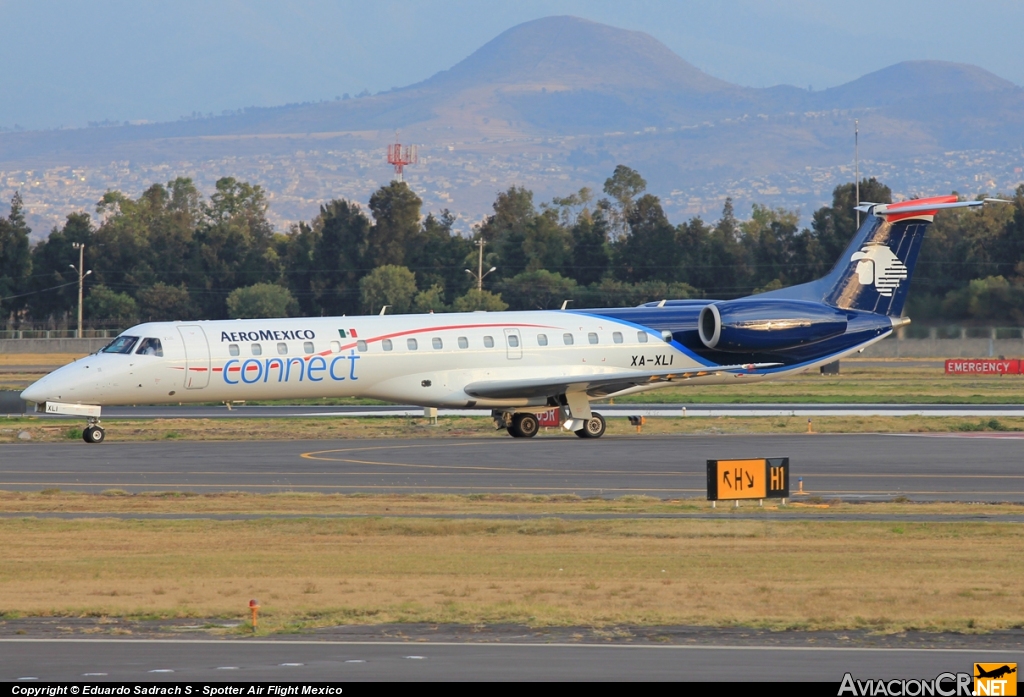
[379,305,390,316]
[560,300,572,310]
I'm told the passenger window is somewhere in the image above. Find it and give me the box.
[483,336,494,348]
[330,341,341,353]
[382,339,393,351]
[228,344,240,356]
[563,333,574,345]
[407,338,418,350]
[135,338,163,356]
[637,332,649,343]
[304,341,314,354]
[432,337,443,349]
[102,335,138,354]
[588,332,598,345]
[277,343,288,355]
[457,336,468,349]
[356,340,367,352]
[508,334,519,348]
[613,332,623,344]
[251,344,262,356]
[537,334,548,346]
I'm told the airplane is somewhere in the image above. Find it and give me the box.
[975,665,1017,680]
[20,195,1010,443]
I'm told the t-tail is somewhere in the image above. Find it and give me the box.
[761,195,1010,317]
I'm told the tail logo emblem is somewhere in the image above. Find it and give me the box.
[850,244,907,297]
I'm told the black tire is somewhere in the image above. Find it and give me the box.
[578,413,606,439]
[83,426,105,444]
[506,426,521,438]
[511,413,539,438]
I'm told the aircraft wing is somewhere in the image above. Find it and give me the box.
[463,363,780,400]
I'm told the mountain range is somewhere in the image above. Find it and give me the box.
[2,16,1022,234]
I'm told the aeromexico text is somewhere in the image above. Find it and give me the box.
[215,328,361,384]
[220,329,317,342]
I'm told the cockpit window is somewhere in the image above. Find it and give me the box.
[136,338,163,357]
[102,335,139,354]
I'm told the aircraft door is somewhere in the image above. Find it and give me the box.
[504,328,522,360]
[177,325,211,389]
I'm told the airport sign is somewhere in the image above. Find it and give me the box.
[706,458,790,501]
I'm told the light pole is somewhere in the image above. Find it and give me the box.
[855,119,860,229]
[69,243,92,339]
[465,239,496,292]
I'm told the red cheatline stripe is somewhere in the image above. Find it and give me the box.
[361,322,555,347]
[204,322,558,372]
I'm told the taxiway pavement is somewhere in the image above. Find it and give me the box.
[2,639,1020,681]
[2,433,1023,501]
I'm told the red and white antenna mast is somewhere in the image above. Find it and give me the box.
[387,142,417,182]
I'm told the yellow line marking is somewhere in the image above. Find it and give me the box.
[296,443,1024,477]
[299,443,704,474]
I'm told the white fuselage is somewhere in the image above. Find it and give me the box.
[22,310,790,410]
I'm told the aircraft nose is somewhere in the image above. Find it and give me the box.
[21,380,48,405]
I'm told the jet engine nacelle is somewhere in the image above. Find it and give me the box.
[698,299,848,353]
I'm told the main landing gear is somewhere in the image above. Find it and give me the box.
[575,413,606,439]
[507,412,539,438]
[83,418,105,444]
[499,411,606,439]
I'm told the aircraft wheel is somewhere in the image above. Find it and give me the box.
[506,426,521,438]
[578,413,606,439]
[511,413,539,439]
[83,426,105,444]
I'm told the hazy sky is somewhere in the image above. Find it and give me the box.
[2,0,1022,130]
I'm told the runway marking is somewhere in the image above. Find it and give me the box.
[0,481,706,492]
[894,433,1024,439]
[0,638,1019,655]
[0,468,707,477]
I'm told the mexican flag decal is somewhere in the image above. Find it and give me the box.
[338,328,359,338]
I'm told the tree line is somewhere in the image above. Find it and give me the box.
[1,166,1024,328]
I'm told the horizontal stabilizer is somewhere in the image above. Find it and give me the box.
[464,363,780,400]
[856,198,1011,216]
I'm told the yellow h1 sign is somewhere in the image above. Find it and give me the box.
[707,458,790,501]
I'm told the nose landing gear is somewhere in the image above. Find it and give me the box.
[83,418,105,444]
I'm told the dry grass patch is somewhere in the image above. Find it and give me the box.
[1,516,1022,633]
[0,353,86,367]
[1,490,1023,517]
[616,362,1024,404]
